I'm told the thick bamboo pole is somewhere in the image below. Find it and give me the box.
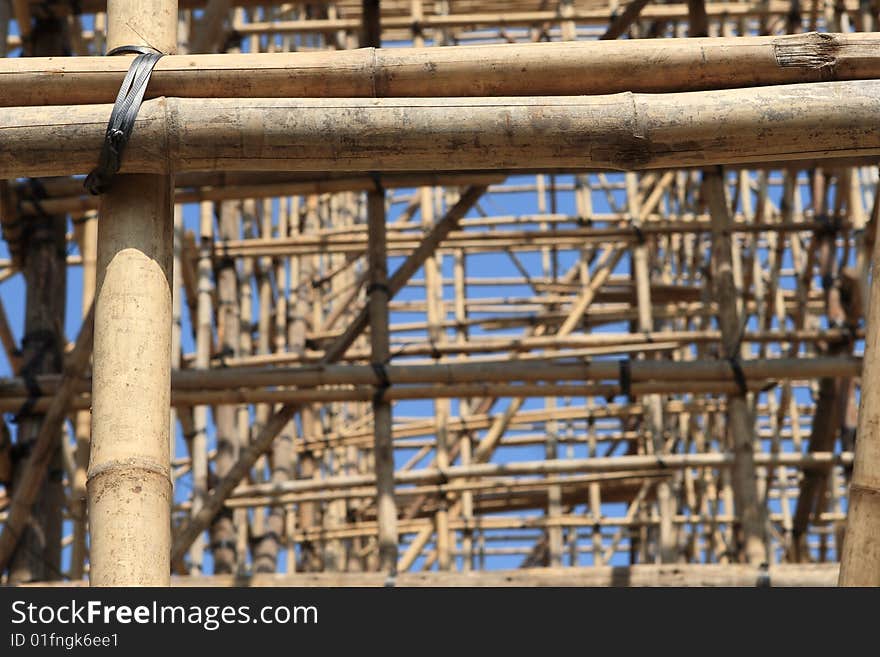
[839,213,880,585]
[2,33,878,106]
[87,0,177,587]
[367,184,398,573]
[705,169,767,565]
[3,80,880,177]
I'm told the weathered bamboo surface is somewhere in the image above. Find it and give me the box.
[1,32,879,106]
[2,81,880,177]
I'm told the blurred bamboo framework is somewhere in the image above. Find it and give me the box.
[0,0,879,588]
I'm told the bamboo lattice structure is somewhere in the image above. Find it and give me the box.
[0,0,879,587]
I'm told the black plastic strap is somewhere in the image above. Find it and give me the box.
[372,362,391,405]
[728,357,748,396]
[17,179,50,220]
[618,359,632,403]
[366,282,391,296]
[632,224,646,245]
[84,45,164,195]
[12,328,60,424]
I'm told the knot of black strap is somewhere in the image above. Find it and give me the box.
[17,178,50,221]
[366,282,391,296]
[814,213,840,239]
[371,362,391,405]
[84,45,165,195]
[727,356,748,396]
[618,359,632,403]
[631,224,646,245]
[369,172,385,195]
[12,328,61,424]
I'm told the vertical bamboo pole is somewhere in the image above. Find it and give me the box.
[423,187,451,571]
[367,185,398,573]
[627,172,675,563]
[6,1,70,586]
[71,212,96,580]
[704,168,767,566]
[839,197,880,585]
[211,201,241,573]
[190,201,213,573]
[88,0,177,586]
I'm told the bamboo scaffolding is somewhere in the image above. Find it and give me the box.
[1,0,876,588]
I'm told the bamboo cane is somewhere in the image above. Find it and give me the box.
[3,81,880,178]
[87,0,177,587]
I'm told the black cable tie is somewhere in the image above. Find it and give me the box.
[756,562,771,588]
[215,345,235,368]
[814,213,840,239]
[371,362,391,405]
[19,179,50,221]
[760,380,779,393]
[366,282,391,296]
[632,224,646,245]
[13,329,60,424]
[821,273,835,292]
[369,172,385,195]
[727,356,748,396]
[618,359,632,403]
[84,45,165,195]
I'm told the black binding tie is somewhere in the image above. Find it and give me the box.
[84,45,165,195]
[728,357,748,396]
[371,362,391,405]
[618,359,632,403]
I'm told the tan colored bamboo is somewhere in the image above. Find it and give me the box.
[4,80,880,178]
[839,212,880,584]
[189,201,213,573]
[227,451,854,499]
[69,211,97,581]
[4,32,879,107]
[87,0,177,587]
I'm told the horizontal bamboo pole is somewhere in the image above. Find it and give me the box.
[168,356,864,390]
[226,451,853,500]
[208,220,846,258]
[2,33,878,106]
[0,356,859,407]
[22,562,840,587]
[3,80,880,177]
